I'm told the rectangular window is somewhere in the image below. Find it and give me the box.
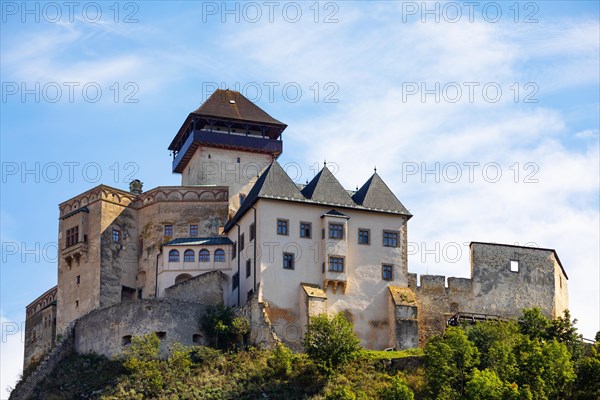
[232,242,237,260]
[232,272,239,290]
[249,223,256,241]
[75,300,79,308]
[112,229,120,243]
[510,260,519,272]
[239,193,246,205]
[382,264,393,281]
[189,225,198,237]
[76,275,81,284]
[358,229,370,245]
[329,223,344,239]
[66,226,79,247]
[246,259,252,277]
[240,233,245,251]
[383,231,399,247]
[300,222,312,238]
[247,290,254,302]
[283,252,295,270]
[164,225,173,236]
[277,219,289,235]
[329,256,344,272]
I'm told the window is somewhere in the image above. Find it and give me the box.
[214,249,225,262]
[232,242,237,259]
[189,225,198,237]
[76,275,80,284]
[300,222,312,238]
[358,229,370,245]
[75,300,79,308]
[232,272,239,290]
[247,290,254,302]
[510,260,519,272]
[122,335,132,346]
[329,223,344,239]
[246,259,252,277]
[164,225,173,236]
[184,249,195,262]
[329,256,344,272]
[66,226,78,247]
[199,249,210,262]
[277,219,289,235]
[383,231,399,247]
[249,223,256,241]
[156,331,166,340]
[382,264,393,281]
[239,193,246,205]
[283,253,295,270]
[168,250,180,262]
[240,233,245,251]
[112,229,120,243]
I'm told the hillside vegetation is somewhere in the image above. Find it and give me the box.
[19,308,600,400]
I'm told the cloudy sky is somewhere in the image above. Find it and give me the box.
[1,1,598,396]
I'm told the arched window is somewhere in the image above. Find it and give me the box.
[184,249,195,262]
[174,273,192,285]
[168,250,180,262]
[199,249,210,262]
[214,249,225,262]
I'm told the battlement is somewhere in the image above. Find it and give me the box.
[26,286,57,319]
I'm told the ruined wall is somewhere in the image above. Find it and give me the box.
[74,299,209,358]
[23,304,56,369]
[163,270,226,305]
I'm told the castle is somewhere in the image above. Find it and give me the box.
[23,89,570,370]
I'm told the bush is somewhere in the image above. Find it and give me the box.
[303,313,361,371]
[379,374,414,400]
[325,385,357,400]
[200,305,250,349]
[268,343,294,377]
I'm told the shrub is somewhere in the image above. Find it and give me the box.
[379,374,414,400]
[302,313,361,371]
[267,343,294,377]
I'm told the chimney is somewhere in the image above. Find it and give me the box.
[129,179,143,195]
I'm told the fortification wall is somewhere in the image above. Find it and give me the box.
[163,270,226,305]
[74,299,209,358]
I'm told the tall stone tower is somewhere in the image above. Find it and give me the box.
[168,89,287,216]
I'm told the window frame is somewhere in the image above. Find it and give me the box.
[66,226,79,247]
[249,223,256,242]
[240,233,245,251]
[168,249,180,262]
[189,224,198,237]
[199,249,210,263]
[214,249,225,262]
[232,272,239,290]
[358,228,370,245]
[277,219,289,236]
[183,249,195,262]
[382,264,393,281]
[300,222,312,239]
[112,229,121,243]
[246,259,252,277]
[383,230,399,247]
[329,223,344,240]
[283,252,295,270]
[328,256,344,272]
[164,225,173,236]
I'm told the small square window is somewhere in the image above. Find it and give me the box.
[329,223,344,239]
[189,225,198,237]
[300,222,312,238]
[283,253,295,270]
[329,256,344,272]
[164,225,173,236]
[383,231,399,247]
[112,229,120,243]
[358,229,370,245]
[277,219,289,236]
[382,264,393,281]
[510,260,519,272]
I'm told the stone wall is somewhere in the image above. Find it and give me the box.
[163,270,226,305]
[74,299,209,358]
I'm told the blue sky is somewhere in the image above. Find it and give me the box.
[1,1,599,395]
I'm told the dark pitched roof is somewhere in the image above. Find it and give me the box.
[224,163,412,232]
[321,209,350,219]
[301,166,355,206]
[164,237,233,246]
[224,162,304,231]
[352,172,411,215]
[192,89,286,128]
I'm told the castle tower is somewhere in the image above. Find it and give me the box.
[168,89,287,216]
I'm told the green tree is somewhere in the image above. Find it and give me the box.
[120,333,164,397]
[302,313,361,371]
[380,374,415,400]
[518,307,551,341]
[200,304,246,349]
[465,368,521,400]
[425,327,480,399]
[573,343,600,399]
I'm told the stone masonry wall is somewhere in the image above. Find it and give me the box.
[163,270,226,305]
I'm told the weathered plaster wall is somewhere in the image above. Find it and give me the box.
[23,304,56,369]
